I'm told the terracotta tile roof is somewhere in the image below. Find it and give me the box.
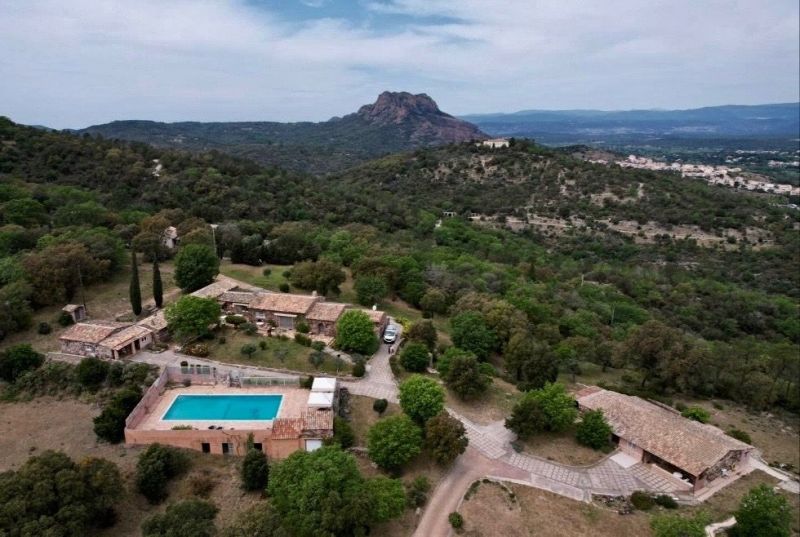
[302,409,334,431]
[219,291,255,305]
[191,275,254,299]
[250,293,320,315]
[100,325,153,350]
[359,308,387,323]
[137,310,168,332]
[306,301,346,322]
[59,321,130,344]
[271,418,303,440]
[577,388,751,476]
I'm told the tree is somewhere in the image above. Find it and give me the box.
[368,414,423,470]
[621,320,690,390]
[22,241,108,306]
[354,274,389,306]
[504,332,559,391]
[289,259,346,295]
[681,406,711,423]
[130,249,142,315]
[165,295,221,343]
[407,320,437,351]
[364,477,406,523]
[730,484,792,537]
[0,281,34,339]
[142,499,218,537]
[398,375,445,424]
[425,413,468,466]
[650,512,711,537]
[241,448,269,491]
[174,244,219,292]
[76,356,110,389]
[575,410,613,450]
[0,451,123,537]
[267,445,403,537]
[400,341,430,372]
[153,260,163,308]
[331,416,355,449]
[420,288,447,315]
[450,312,496,361]
[94,387,142,443]
[0,343,44,382]
[136,443,190,504]
[444,353,489,400]
[1,197,47,226]
[241,343,258,359]
[335,309,378,355]
[505,383,577,438]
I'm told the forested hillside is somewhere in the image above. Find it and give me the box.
[1,116,798,414]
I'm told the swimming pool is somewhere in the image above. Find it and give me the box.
[163,394,283,421]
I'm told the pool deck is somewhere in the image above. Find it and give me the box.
[133,384,310,431]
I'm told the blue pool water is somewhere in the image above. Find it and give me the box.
[163,394,283,421]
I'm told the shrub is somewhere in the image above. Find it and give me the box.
[311,340,325,351]
[240,343,258,358]
[575,409,613,450]
[674,401,687,412]
[478,362,496,377]
[76,357,110,389]
[296,321,310,334]
[225,315,247,327]
[189,473,217,498]
[258,339,268,350]
[681,406,710,423]
[730,484,793,537]
[294,333,312,347]
[136,443,190,504]
[308,350,325,369]
[654,494,678,509]
[727,428,752,444]
[141,499,218,537]
[373,398,388,414]
[406,320,437,350]
[93,388,142,443]
[335,310,379,355]
[631,491,655,511]
[448,512,463,530]
[300,375,314,389]
[367,415,423,471]
[241,448,269,491]
[400,341,430,372]
[0,344,45,382]
[505,383,577,439]
[331,417,355,449]
[352,361,366,377]
[262,268,272,276]
[406,476,430,507]
[279,283,290,293]
[240,322,258,336]
[58,310,75,326]
[651,512,710,537]
[37,321,52,334]
[282,270,291,278]
[183,343,210,357]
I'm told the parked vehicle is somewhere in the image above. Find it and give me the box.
[383,325,398,344]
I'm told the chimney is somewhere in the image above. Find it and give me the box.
[372,304,377,311]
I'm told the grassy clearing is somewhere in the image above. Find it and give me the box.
[348,394,402,447]
[0,260,179,354]
[219,261,291,291]
[444,377,521,425]
[206,327,348,375]
[518,427,609,466]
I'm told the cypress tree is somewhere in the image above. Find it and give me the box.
[130,250,142,316]
[153,260,163,309]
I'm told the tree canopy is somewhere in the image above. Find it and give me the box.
[398,375,445,424]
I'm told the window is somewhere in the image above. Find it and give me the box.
[305,439,323,452]
[201,442,210,453]
[222,442,231,455]
[253,443,263,452]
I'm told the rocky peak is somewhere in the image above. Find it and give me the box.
[357,91,449,125]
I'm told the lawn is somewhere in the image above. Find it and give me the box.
[218,261,291,291]
[0,259,179,354]
[206,327,350,375]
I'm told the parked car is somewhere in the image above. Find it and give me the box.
[383,325,398,344]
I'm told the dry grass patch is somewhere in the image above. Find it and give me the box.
[518,427,609,466]
[445,378,520,425]
[459,482,653,537]
[348,394,402,447]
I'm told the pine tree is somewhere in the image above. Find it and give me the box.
[130,250,142,316]
[152,260,163,309]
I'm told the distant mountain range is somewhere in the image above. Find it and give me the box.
[461,103,800,146]
[75,92,486,175]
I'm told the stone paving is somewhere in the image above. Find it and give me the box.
[341,323,401,403]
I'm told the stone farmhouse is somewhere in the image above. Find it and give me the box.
[60,321,154,360]
[577,387,753,493]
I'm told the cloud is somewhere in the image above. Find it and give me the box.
[0,0,797,128]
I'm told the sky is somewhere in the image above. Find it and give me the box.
[1,0,798,128]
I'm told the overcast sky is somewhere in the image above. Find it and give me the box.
[1,0,798,128]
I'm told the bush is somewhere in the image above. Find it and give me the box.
[295,333,312,347]
[727,428,752,444]
[478,362,496,377]
[37,321,52,334]
[631,491,655,511]
[308,350,325,369]
[183,343,210,357]
[311,340,325,351]
[373,398,388,414]
[674,401,687,412]
[189,473,217,498]
[400,341,430,372]
[575,410,613,450]
[279,283,290,293]
[448,512,464,530]
[141,499,218,537]
[406,320,437,350]
[443,352,489,400]
[296,321,310,334]
[406,476,430,507]
[352,361,366,377]
[93,387,142,443]
[136,443,190,504]
[367,415,423,471]
[76,357,110,389]
[225,315,247,327]
[335,310,379,355]
[681,406,710,423]
[241,448,269,491]
[398,375,445,424]
[731,484,793,537]
[331,417,355,449]
[505,382,577,439]
[240,322,258,336]
[654,494,678,509]
[240,343,258,358]
[258,339,268,350]
[262,268,272,276]
[58,310,75,326]
[0,344,45,382]
[425,412,468,466]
